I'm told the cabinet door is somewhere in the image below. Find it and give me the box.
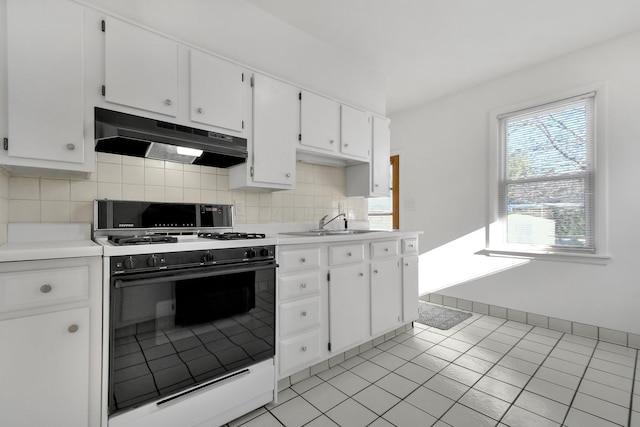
[328,264,369,353]
[0,307,90,427]
[371,258,402,335]
[371,116,391,196]
[104,17,178,116]
[190,50,244,131]
[252,74,297,185]
[340,105,371,160]
[6,0,84,164]
[299,90,340,153]
[402,255,419,322]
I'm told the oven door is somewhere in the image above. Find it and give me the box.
[108,261,276,416]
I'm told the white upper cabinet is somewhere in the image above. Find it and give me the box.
[299,90,340,153]
[371,116,391,196]
[340,105,371,160]
[230,73,296,189]
[104,17,178,117]
[252,74,297,186]
[189,50,244,132]
[4,0,87,171]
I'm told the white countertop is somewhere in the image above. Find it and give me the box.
[275,229,422,245]
[0,223,103,262]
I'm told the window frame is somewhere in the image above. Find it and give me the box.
[485,84,610,264]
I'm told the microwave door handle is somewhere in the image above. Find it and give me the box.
[114,262,277,289]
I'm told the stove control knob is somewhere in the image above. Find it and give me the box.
[147,255,160,267]
[259,248,270,257]
[203,252,214,263]
[123,256,137,270]
[246,249,256,259]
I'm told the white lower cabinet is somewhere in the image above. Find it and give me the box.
[0,308,90,427]
[370,258,402,335]
[277,234,419,379]
[328,263,369,353]
[0,256,101,427]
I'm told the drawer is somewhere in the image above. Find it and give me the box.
[278,247,321,273]
[328,243,364,266]
[402,238,418,254]
[0,266,89,313]
[371,240,399,259]
[279,271,320,300]
[279,329,321,375]
[280,297,321,337]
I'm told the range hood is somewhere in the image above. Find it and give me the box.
[94,107,247,168]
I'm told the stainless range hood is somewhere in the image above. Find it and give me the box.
[94,107,248,168]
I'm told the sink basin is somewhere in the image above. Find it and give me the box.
[280,229,380,237]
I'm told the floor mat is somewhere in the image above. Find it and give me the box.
[417,301,473,330]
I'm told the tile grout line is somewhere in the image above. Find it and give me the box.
[628,349,638,427]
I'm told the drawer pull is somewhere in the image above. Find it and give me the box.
[300,258,306,263]
[409,244,415,248]
[373,269,379,274]
[40,284,52,293]
[301,311,307,317]
[164,98,173,106]
[196,107,204,114]
[301,346,307,352]
[347,252,352,256]
[68,324,79,333]
[405,263,409,266]
[300,283,307,289]
[359,272,364,277]
[385,248,390,252]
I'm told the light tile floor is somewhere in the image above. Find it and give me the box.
[227,311,640,427]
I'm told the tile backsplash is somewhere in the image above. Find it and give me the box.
[1,153,368,242]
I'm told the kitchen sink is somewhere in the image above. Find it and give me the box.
[280,229,381,237]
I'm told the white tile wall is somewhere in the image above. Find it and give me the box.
[1,154,369,242]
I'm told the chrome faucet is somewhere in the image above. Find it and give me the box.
[318,213,346,230]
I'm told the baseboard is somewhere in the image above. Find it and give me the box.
[422,293,640,350]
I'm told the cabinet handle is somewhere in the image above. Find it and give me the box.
[301,311,307,317]
[347,252,352,256]
[385,248,390,252]
[409,244,415,248]
[68,324,79,334]
[373,269,378,274]
[374,184,379,188]
[40,284,52,293]
[359,272,364,276]
[66,143,75,151]
[196,107,204,114]
[301,346,307,352]
[165,99,173,106]
[329,139,335,144]
[405,263,409,266]
[300,283,307,289]
[286,173,291,178]
[300,258,306,263]
[344,143,349,147]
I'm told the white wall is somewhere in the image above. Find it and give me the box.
[77,0,386,115]
[391,30,640,334]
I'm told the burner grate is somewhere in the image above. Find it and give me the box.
[108,235,179,245]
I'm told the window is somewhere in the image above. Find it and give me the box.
[368,155,399,230]
[493,92,596,254]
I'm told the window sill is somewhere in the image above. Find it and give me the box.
[478,248,611,265]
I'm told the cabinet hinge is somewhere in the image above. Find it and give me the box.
[250,76,254,88]
[101,85,106,96]
[3,138,8,151]
[327,272,330,282]
[101,20,105,32]
[299,92,302,100]
[298,134,302,141]
[328,342,332,351]
[250,166,254,177]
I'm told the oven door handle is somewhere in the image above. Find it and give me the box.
[114,262,277,289]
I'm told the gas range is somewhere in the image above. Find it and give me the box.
[93,200,276,256]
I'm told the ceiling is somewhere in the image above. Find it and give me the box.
[245,0,640,114]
